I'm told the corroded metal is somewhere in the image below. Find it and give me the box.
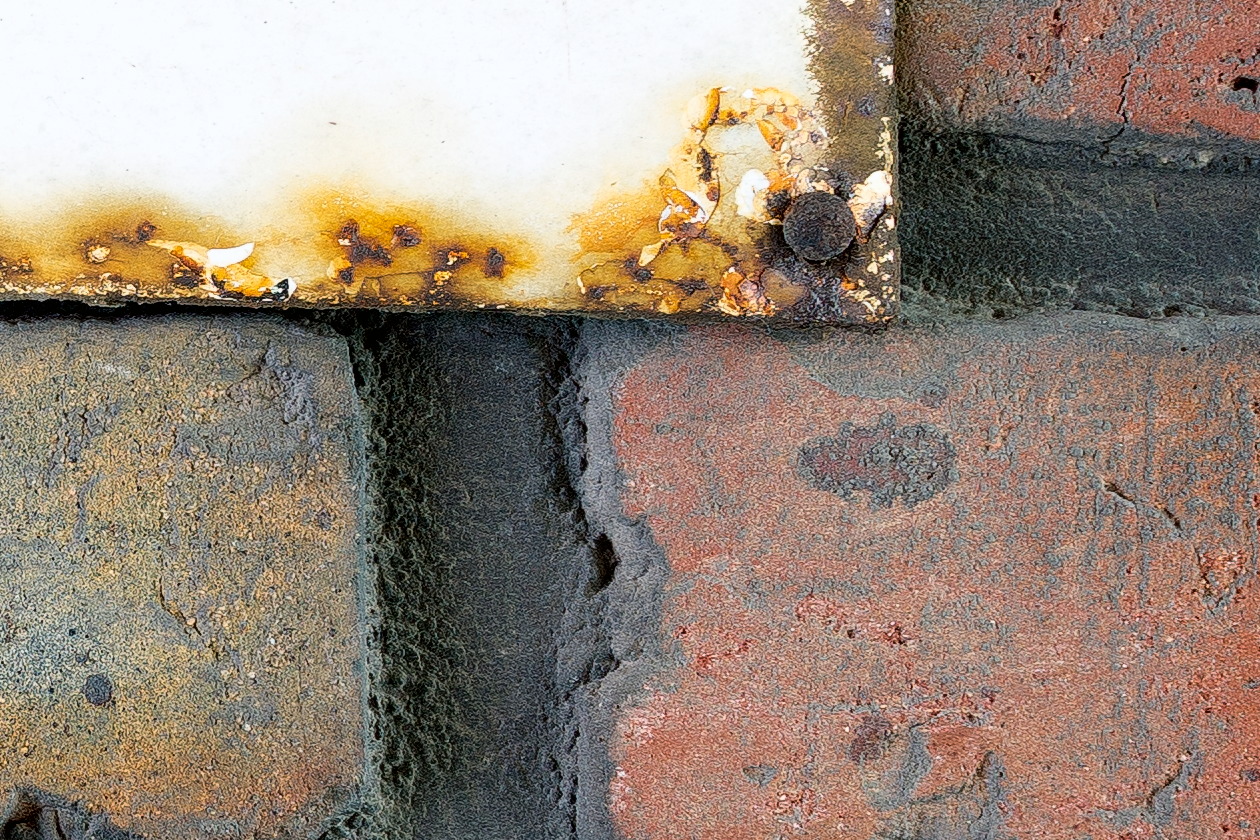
[0,0,895,322]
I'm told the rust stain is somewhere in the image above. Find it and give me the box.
[571,85,895,321]
[294,194,541,308]
[0,192,542,310]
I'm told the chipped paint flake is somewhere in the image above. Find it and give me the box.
[634,85,830,272]
[148,239,292,301]
[849,171,893,237]
[736,170,773,220]
[84,243,111,265]
[206,242,255,268]
[717,266,777,317]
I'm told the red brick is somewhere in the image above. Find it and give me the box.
[901,0,1260,146]
[605,316,1260,838]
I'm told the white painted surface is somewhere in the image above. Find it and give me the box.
[0,0,814,243]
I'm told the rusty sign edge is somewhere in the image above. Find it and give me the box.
[0,0,897,324]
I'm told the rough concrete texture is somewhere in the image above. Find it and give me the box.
[592,313,1260,839]
[349,314,664,840]
[899,0,1260,154]
[0,317,369,839]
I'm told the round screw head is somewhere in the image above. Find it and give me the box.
[783,191,856,262]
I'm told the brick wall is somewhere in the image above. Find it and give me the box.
[1,1,1259,838]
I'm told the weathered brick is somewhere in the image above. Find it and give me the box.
[901,0,1260,150]
[595,315,1260,839]
[896,130,1260,320]
[0,317,367,838]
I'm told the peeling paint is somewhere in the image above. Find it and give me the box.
[147,239,293,301]
[572,84,888,319]
[850,171,894,236]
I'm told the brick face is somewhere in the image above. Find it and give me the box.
[901,0,1260,146]
[0,318,367,839]
[604,316,1260,839]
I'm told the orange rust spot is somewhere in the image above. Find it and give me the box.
[717,267,775,317]
[292,190,538,306]
[756,119,785,150]
[691,86,723,131]
[0,255,33,276]
[338,219,393,267]
[485,247,507,278]
[571,188,662,255]
[391,224,422,248]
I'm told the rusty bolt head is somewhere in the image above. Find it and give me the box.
[782,191,855,262]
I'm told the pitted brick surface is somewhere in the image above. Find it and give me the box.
[602,315,1260,839]
[901,0,1260,149]
[0,317,368,839]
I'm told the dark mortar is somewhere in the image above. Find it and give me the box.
[331,311,670,840]
[898,126,1260,323]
